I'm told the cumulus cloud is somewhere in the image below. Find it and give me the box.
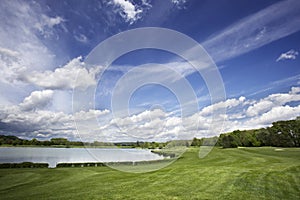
[112,0,151,24]
[109,109,167,140]
[276,49,299,62]
[0,106,74,139]
[112,0,143,23]
[246,88,300,117]
[245,105,300,128]
[290,86,300,94]
[0,102,110,141]
[19,90,54,111]
[1,87,300,142]
[74,109,110,121]
[200,96,246,116]
[21,57,102,90]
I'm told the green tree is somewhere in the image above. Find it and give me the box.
[191,137,202,146]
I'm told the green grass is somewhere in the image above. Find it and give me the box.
[0,147,299,199]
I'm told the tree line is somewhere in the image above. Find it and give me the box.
[0,136,85,147]
[0,135,168,149]
[191,117,300,148]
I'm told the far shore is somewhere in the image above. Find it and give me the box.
[0,144,153,149]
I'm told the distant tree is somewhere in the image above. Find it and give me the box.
[50,138,68,145]
[219,133,239,148]
[191,137,202,146]
[30,138,40,145]
[202,136,219,146]
[41,140,52,146]
[142,142,149,149]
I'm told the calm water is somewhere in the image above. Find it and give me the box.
[0,147,164,167]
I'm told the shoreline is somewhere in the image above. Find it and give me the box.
[0,145,140,149]
[0,158,175,169]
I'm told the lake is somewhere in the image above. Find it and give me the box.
[0,147,165,168]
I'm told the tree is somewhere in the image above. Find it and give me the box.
[269,119,300,147]
[219,134,238,148]
[218,117,300,148]
[50,138,68,145]
[191,137,202,146]
[30,138,40,145]
[255,128,271,146]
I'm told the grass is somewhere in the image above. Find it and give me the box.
[0,147,299,199]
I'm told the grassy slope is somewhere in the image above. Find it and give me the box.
[0,147,299,200]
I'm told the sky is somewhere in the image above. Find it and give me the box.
[0,0,300,142]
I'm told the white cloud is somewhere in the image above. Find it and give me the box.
[200,96,246,116]
[19,90,54,111]
[74,33,88,43]
[245,105,300,128]
[290,86,300,94]
[0,47,20,58]
[171,0,187,9]
[171,0,187,4]
[141,0,152,8]
[0,0,68,110]
[276,49,299,62]
[0,105,75,139]
[106,87,300,141]
[0,100,111,141]
[113,0,143,24]
[246,100,274,117]
[0,0,59,72]
[246,87,300,117]
[0,47,25,84]
[42,15,64,28]
[1,87,300,141]
[108,109,167,140]
[34,14,64,38]
[74,109,110,121]
[203,0,300,63]
[21,57,102,90]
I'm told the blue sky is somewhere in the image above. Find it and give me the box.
[0,0,300,142]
